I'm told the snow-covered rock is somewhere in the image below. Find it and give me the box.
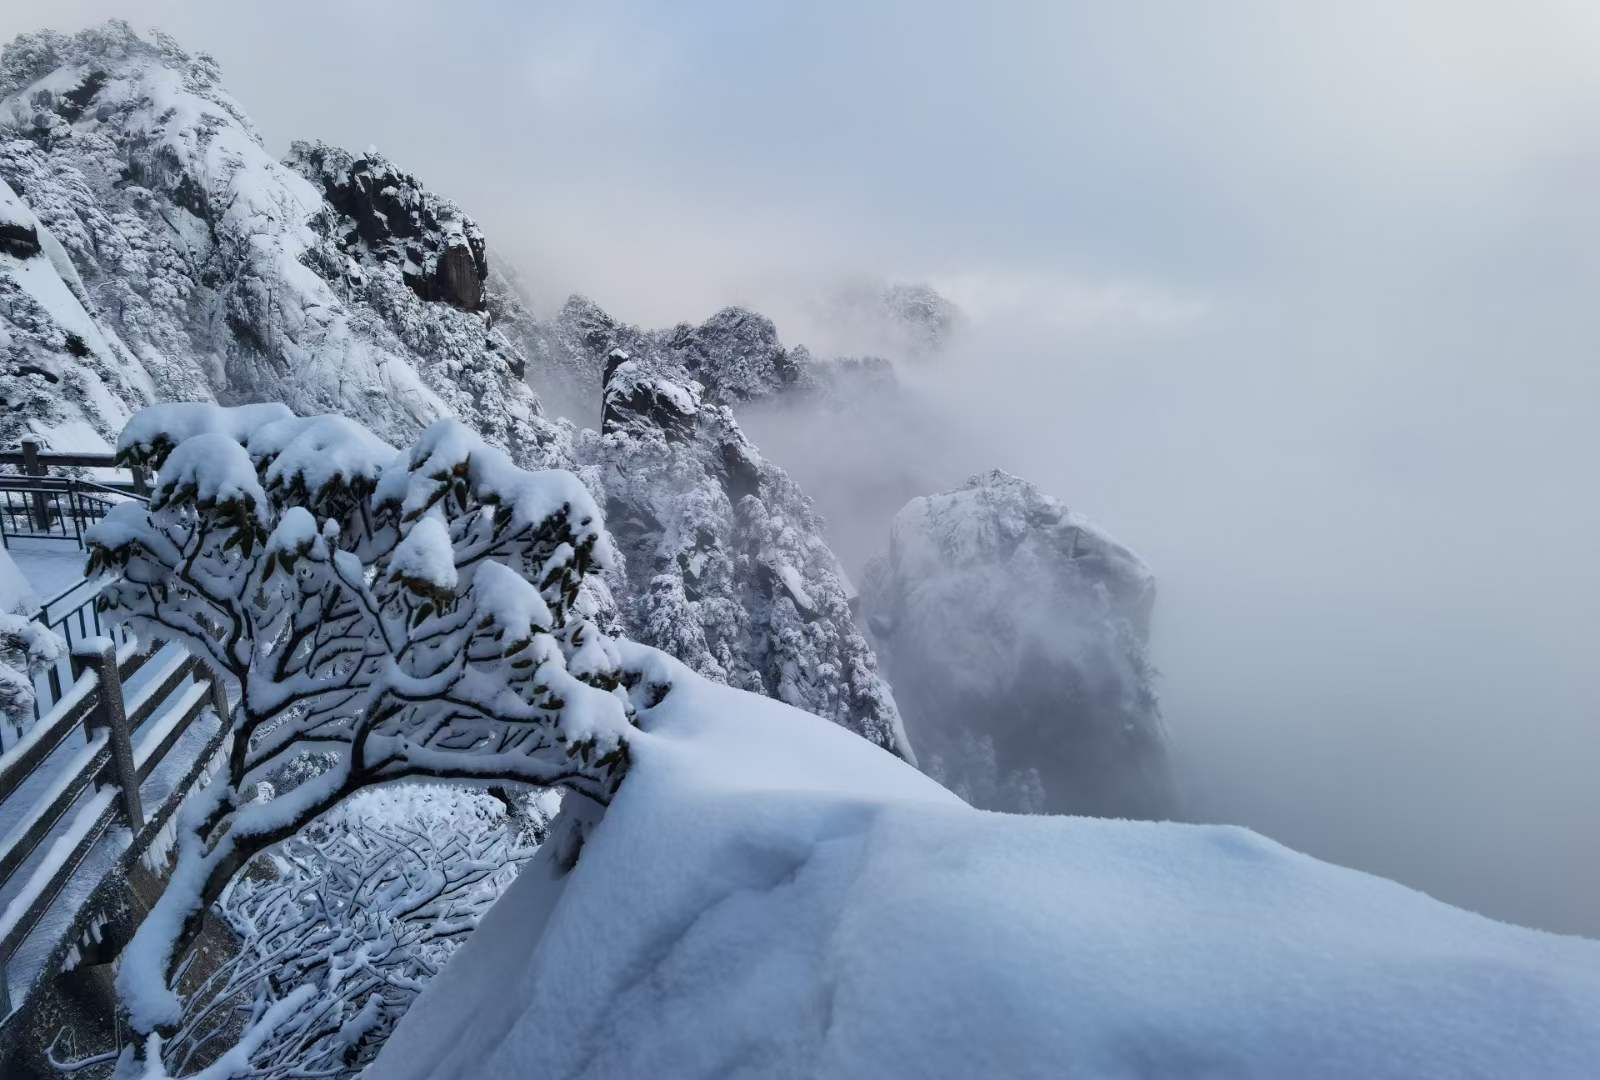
[376,644,1600,1080]
[0,22,564,465]
[0,171,145,451]
[287,141,489,313]
[0,21,906,761]
[862,469,1175,817]
[521,295,822,416]
[813,277,962,360]
[580,350,910,757]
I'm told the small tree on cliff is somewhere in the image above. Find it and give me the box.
[85,403,634,1062]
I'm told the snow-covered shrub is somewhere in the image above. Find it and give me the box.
[0,611,65,744]
[83,402,633,1062]
[128,786,552,1079]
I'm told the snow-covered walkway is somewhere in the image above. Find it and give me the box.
[0,539,225,1009]
[3,539,92,609]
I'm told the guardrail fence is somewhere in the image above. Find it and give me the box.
[0,438,234,1021]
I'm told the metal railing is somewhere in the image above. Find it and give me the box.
[0,639,230,1017]
[0,477,130,550]
[0,438,149,552]
[0,438,151,494]
[20,579,133,734]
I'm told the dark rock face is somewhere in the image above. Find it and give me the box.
[0,219,39,258]
[288,141,487,311]
[58,69,106,120]
[601,351,700,441]
[432,243,483,311]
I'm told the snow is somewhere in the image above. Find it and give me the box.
[471,560,553,639]
[0,547,35,613]
[386,516,457,593]
[118,402,293,463]
[248,413,397,499]
[776,563,815,612]
[3,540,93,607]
[378,647,1600,1079]
[147,432,269,520]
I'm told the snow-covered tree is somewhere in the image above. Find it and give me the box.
[50,785,555,1079]
[83,402,633,1062]
[0,613,65,746]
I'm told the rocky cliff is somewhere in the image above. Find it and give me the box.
[861,469,1175,817]
[581,348,910,757]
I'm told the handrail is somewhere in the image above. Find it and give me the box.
[0,451,121,469]
[0,476,147,501]
[0,640,228,1015]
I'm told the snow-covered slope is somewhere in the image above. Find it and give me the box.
[580,350,909,756]
[0,21,905,758]
[862,469,1175,817]
[0,172,148,451]
[377,645,1600,1080]
[0,23,561,464]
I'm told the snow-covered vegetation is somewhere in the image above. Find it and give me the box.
[144,785,549,1079]
[85,402,631,1063]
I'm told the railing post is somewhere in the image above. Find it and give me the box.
[208,667,231,723]
[19,436,49,531]
[131,465,151,496]
[71,640,143,831]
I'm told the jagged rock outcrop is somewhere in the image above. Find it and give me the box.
[581,348,911,757]
[288,140,488,313]
[0,22,561,465]
[522,295,823,414]
[861,469,1175,817]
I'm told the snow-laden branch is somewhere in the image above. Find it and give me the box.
[83,403,637,1059]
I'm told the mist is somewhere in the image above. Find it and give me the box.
[3,1,1597,935]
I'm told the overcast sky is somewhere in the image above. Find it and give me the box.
[4,2,1599,936]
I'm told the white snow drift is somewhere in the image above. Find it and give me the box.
[378,646,1600,1080]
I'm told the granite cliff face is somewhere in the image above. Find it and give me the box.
[581,348,911,757]
[288,140,490,314]
[862,469,1175,817]
[0,22,907,756]
[0,22,558,463]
